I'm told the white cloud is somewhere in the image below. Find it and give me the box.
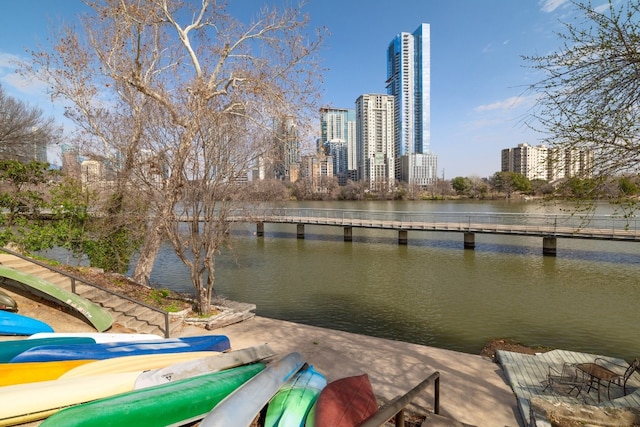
[540,0,569,13]
[475,96,528,112]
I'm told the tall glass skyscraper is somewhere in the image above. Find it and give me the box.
[320,107,357,183]
[386,23,437,185]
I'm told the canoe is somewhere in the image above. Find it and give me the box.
[60,351,219,379]
[0,337,95,363]
[39,363,265,427]
[28,332,164,343]
[0,371,142,426]
[200,352,306,427]
[0,359,94,386]
[0,310,53,335]
[10,334,230,362]
[312,373,378,427]
[264,365,327,427]
[134,343,276,389]
[0,289,17,312]
[0,265,113,332]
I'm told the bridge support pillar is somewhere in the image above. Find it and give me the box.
[464,232,475,249]
[543,237,557,256]
[344,226,352,242]
[256,222,264,237]
[398,230,408,245]
[297,224,305,239]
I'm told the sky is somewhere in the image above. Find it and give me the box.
[0,0,584,178]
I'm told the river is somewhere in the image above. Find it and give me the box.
[141,200,640,359]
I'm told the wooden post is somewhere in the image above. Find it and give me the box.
[543,236,557,256]
[398,230,408,245]
[344,226,352,242]
[297,224,305,239]
[256,222,264,237]
[464,232,475,249]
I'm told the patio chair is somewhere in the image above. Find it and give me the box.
[543,362,586,397]
[593,357,640,397]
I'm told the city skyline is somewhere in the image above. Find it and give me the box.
[0,0,579,178]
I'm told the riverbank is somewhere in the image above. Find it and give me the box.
[5,284,521,426]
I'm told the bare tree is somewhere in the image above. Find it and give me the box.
[23,0,324,313]
[524,0,640,207]
[0,85,60,162]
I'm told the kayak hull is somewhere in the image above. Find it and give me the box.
[10,335,230,362]
[201,352,306,427]
[0,359,94,386]
[39,363,266,427]
[0,310,53,336]
[0,337,96,363]
[313,374,378,427]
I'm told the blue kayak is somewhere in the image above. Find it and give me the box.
[0,337,96,363]
[10,335,230,363]
[0,310,54,336]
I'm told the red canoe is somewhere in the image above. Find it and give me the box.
[313,373,378,427]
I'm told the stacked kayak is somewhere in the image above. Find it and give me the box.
[264,365,327,427]
[39,363,266,427]
[10,335,230,362]
[201,352,306,427]
[0,310,53,335]
[0,337,96,362]
[0,289,17,312]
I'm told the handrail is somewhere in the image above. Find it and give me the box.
[360,371,440,427]
[0,247,171,338]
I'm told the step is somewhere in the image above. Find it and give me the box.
[421,413,475,427]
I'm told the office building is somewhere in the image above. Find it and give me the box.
[356,94,395,190]
[386,23,437,185]
[320,107,357,184]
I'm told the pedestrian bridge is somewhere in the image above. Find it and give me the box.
[226,208,640,255]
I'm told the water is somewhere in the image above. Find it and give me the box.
[140,200,640,360]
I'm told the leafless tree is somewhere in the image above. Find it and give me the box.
[0,85,60,163]
[23,0,324,314]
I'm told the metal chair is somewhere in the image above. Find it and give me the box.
[594,357,640,397]
[543,362,586,397]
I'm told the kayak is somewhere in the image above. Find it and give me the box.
[0,371,142,426]
[10,335,230,362]
[0,289,17,311]
[264,365,327,427]
[0,337,95,363]
[28,332,164,343]
[59,351,219,379]
[39,363,265,427]
[0,265,113,332]
[312,374,378,427]
[0,359,93,386]
[134,343,276,389]
[0,310,53,336]
[200,352,306,427]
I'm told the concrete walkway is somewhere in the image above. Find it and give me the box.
[180,316,522,427]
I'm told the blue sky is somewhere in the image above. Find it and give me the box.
[0,0,581,178]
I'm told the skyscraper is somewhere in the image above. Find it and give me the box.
[356,94,395,190]
[386,23,437,185]
[320,107,357,184]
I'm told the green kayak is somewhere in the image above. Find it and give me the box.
[39,363,265,427]
[0,265,113,332]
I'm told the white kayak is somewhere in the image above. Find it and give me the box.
[27,332,164,343]
[135,343,276,389]
[200,352,305,427]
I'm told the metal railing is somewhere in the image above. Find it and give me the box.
[360,371,440,427]
[0,247,171,337]
[228,208,640,241]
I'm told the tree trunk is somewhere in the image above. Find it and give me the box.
[131,215,165,286]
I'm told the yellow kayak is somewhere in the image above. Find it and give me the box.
[0,359,94,386]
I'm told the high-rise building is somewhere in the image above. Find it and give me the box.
[386,23,437,185]
[320,107,357,184]
[356,94,395,190]
[501,143,593,181]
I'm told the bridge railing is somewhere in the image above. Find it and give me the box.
[234,208,639,236]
